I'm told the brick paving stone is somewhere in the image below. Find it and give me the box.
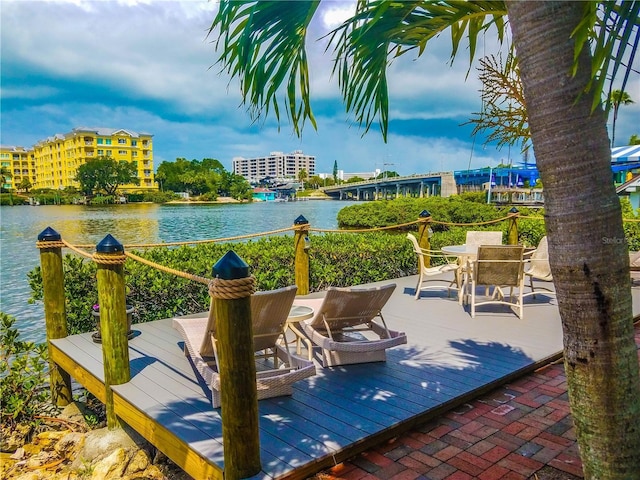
[545,419,573,436]
[497,453,544,476]
[515,441,544,458]
[424,463,457,480]
[466,439,496,457]
[443,470,474,480]
[538,430,575,447]
[399,455,432,473]
[481,445,511,463]
[501,421,527,435]
[500,471,527,480]
[389,468,421,480]
[489,431,527,450]
[531,446,563,464]
[478,464,511,480]
[363,451,395,468]
[387,445,417,461]
[420,439,449,456]
[549,455,584,477]
[351,455,382,474]
[409,451,442,469]
[516,425,544,441]
[447,429,482,446]
[429,425,454,439]
[433,445,463,462]
[374,462,408,480]
[456,451,493,470]
[446,457,484,477]
[400,436,427,450]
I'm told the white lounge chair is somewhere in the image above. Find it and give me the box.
[295,283,406,367]
[172,285,315,408]
[406,233,460,299]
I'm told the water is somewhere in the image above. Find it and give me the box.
[0,200,354,343]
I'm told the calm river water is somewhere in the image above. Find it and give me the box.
[0,200,355,342]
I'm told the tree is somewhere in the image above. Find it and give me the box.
[332,160,338,184]
[18,178,32,193]
[210,2,640,476]
[75,156,139,196]
[609,90,635,147]
[467,52,530,152]
[629,134,640,145]
[297,168,308,184]
[0,166,12,191]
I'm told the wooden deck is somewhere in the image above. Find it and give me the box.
[49,275,640,480]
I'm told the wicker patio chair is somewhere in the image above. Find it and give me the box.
[406,233,460,300]
[469,245,525,319]
[172,285,315,408]
[523,236,555,298]
[294,283,406,367]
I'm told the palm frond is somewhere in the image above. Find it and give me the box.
[329,1,507,140]
[209,1,320,135]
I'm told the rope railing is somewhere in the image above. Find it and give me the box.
[310,220,420,233]
[124,251,212,285]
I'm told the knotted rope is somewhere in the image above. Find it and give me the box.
[36,240,66,250]
[209,276,256,299]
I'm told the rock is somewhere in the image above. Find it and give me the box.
[0,424,33,452]
[32,430,66,450]
[24,450,60,469]
[55,431,85,457]
[123,449,150,474]
[90,447,127,480]
[71,426,142,469]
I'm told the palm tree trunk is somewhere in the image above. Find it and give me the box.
[506,1,640,477]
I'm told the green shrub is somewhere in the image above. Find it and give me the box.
[28,232,416,333]
[0,312,57,429]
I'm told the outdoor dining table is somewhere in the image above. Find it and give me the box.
[441,245,480,304]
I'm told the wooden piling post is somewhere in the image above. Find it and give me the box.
[94,234,130,429]
[417,210,432,268]
[507,207,519,245]
[293,215,310,295]
[37,227,72,407]
[210,251,261,479]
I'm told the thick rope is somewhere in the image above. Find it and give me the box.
[69,226,294,250]
[209,276,256,299]
[125,251,211,285]
[430,215,512,227]
[311,220,420,233]
[61,240,94,259]
[92,253,127,265]
[36,240,66,250]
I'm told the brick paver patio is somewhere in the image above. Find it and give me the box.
[313,325,640,480]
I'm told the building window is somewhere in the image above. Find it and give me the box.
[131,140,137,146]
[132,151,138,157]
[97,150,104,156]
[105,139,112,145]
[106,150,112,156]
[97,138,104,145]
[118,138,127,144]
[118,150,127,155]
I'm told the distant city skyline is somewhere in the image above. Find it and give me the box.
[2,1,638,176]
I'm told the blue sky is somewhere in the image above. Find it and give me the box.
[2,1,639,177]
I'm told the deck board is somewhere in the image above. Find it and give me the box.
[49,275,640,479]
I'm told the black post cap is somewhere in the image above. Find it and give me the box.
[37,226,61,241]
[419,210,431,218]
[213,250,249,280]
[96,234,124,253]
[509,207,519,214]
[294,215,309,225]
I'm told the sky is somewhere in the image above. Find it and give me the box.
[1,0,639,177]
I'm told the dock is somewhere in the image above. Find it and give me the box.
[47,275,640,480]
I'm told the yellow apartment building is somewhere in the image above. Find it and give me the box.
[32,127,156,191]
[0,145,36,192]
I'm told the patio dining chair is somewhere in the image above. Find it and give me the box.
[523,236,555,297]
[406,233,460,299]
[460,230,504,298]
[468,245,525,319]
[294,283,406,367]
[172,285,316,408]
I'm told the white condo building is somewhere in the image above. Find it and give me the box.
[232,150,315,183]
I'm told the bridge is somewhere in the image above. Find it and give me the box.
[321,172,457,200]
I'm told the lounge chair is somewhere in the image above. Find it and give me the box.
[468,245,525,318]
[295,283,406,367]
[406,233,460,299]
[172,285,315,408]
[523,236,555,297]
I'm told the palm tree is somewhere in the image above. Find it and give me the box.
[210,2,640,476]
[609,89,635,147]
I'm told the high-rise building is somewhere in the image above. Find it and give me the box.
[0,145,36,192]
[232,150,315,183]
[31,127,156,191]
